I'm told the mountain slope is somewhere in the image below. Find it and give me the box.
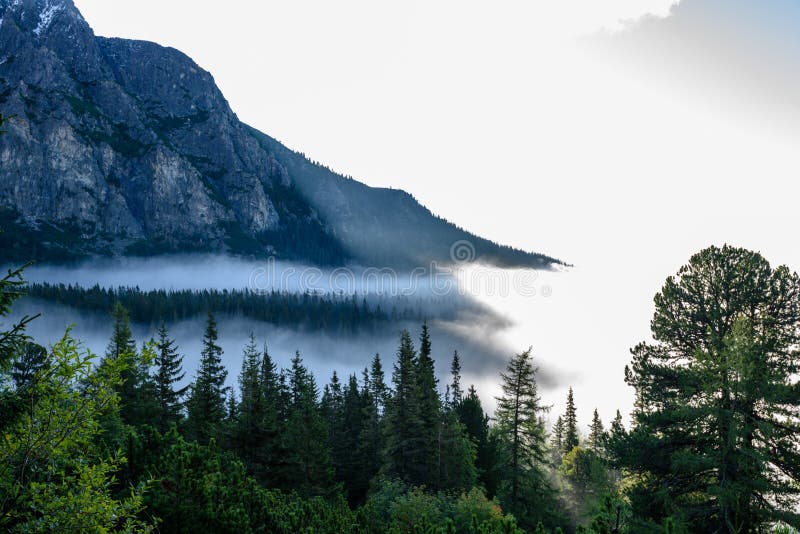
[0,0,562,268]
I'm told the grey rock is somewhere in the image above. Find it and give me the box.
[0,0,561,268]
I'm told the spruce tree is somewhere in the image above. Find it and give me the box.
[321,371,344,462]
[438,399,477,491]
[415,323,441,488]
[449,350,463,407]
[562,387,579,453]
[222,390,239,449]
[369,353,388,415]
[256,342,283,485]
[284,351,336,496]
[457,385,498,496]
[383,330,421,484]
[357,361,385,496]
[106,302,136,362]
[186,312,228,445]
[609,409,625,442]
[339,374,370,504]
[617,245,800,532]
[550,415,565,462]
[153,324,187,433]
[233,334,264,475]
[105,303,156,427]
[587,408,604,454]
[494,348,555,527]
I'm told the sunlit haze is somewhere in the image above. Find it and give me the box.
[65,0,800,428]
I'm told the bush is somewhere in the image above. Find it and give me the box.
[360,478,522,534]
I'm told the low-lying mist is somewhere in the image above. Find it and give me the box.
[6,255,565,414]
[9,299,528,412]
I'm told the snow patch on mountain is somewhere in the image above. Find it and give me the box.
[33,0,63,36]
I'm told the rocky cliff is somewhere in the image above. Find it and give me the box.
[0,0,561,268]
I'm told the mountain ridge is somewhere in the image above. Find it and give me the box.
[0,0,564,268]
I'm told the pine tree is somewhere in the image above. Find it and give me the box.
[321,371,344,460]
[618,245,800,532]
[606,409,626,485]
[609,410,625,442]
[106,302,137,362]
[104,303,156,427]
[223,390,239,449]
[550,415,565,462]
[587,408,604,454]
[494,348,555,527]
[438,399,477,491]
[322,370,349,491]
[233,334,265,475]
[415,323,441,488]
[339,374,370,504]
[186,312,228,445]
[356,362,385,498]
[153,324,187,433]
[369,353,388,415]
[562,387,579,453]
[383,330,422,484]
[449,350,463,407]
[284,351,336,496]
[457,385,498,496]
[256,342,283,485]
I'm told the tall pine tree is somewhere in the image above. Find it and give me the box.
[616,245,800,532]
[449,350,463,407]
[233,334,266,477]
[494,348,556,528]
[383,330,422,484]
[609,409,625,442]
[415,323,442,488]
[104,303,156,428]
[284,351,336,497]
[587,408,604,454]
[457,385,498,496]
[338,374,370,504]
[356,358,385,498]
[153,324,187,433]
[562,387,579,453]
[550,415,565,463]
[186,312,228,445]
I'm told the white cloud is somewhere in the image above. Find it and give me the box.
[593,0,800,133]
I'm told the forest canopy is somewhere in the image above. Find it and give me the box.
[2,245,800,533]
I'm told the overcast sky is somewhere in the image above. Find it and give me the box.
[69,0,800,428]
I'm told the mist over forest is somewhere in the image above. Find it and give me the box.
[7,255,561,413]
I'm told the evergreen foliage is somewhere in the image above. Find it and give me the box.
[25,282,423,334]
[284,351,337,497]
[153,323,187,433]
[494,348,560,529]
[587,409,604,455]
[383,330,421,484]
[551,415,565,462]
[185,312,228,444]
[563,387,579,454]
[10,238,800,532]
[613,245,800,532]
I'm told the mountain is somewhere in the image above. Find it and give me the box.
[0,0,562,268]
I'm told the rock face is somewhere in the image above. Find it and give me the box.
[0,0,561,268]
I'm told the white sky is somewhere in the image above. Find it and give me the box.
[70,0,800,429]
